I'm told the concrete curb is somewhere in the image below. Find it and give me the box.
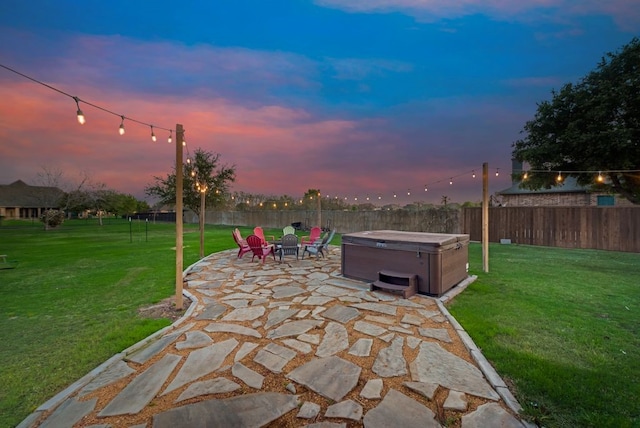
[437,277,527,423]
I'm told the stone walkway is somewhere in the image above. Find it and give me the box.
[19,247,532,428]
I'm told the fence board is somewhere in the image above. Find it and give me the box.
[461,206,640,253]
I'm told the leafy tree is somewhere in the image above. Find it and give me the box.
[512,38,640,204]
[145,148,236,218]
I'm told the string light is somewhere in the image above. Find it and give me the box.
[495,168,500,177]
[118,115,125,135]
[449,178,453,185]
[168,130,173,144]
[73,96,85,125]
[424,185,428,192]
[597,171,604,182]
[472,170,476,178]
[407,189,411,196]
[556,171,563,182]
[150,125,156,142]
[523,171,528,180]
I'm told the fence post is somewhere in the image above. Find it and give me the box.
[482,162,489,272]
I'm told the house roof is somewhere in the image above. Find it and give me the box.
[497,176,589,195]
[0,180,65,207]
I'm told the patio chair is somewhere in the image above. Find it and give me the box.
[276,233,299,262]
[232,228,251,259]
[246,234,275,263]
[254,226,275,245]
[301,226,322,246]
[321,229,336,254]
[302,233,330,259]
[282,225,295,236]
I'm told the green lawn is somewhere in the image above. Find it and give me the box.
[1,220,638,427]
[0,219,260,427]
[448,243,640,427]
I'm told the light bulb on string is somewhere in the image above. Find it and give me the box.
[118,115,125,135]
[495,168,500,177]
[73,97,85,125]
[523,171,528,180]
[424,185,428,192]
[449,178,453,185]
[150,125,156,142]
[472,170,476,178]
[556,171,563,182]
[597,171,604,182]
[168,130,173,144]
[407,189,411,196]
[393,193,397,198]
[378,195,382,200]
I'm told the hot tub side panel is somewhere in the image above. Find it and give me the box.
[341,243,430,292]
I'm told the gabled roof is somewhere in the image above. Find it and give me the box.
[497,177,589,195]
[0,180,65,207]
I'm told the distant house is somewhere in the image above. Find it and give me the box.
[0,180,65,220]
[496,161,631,207]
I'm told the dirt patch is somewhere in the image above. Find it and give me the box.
[137,296,192,322]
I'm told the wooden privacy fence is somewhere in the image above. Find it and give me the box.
[461,206,640,252]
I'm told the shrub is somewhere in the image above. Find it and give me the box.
[40,209,65,229]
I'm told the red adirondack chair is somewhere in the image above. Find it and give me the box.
[246,234,275,263]
[232,228,251,259]
[301,226,322,246]
[253,226,275,245]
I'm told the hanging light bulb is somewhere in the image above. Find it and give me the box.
[472,170,476,178]
[449,178,453,185]
[168,130,173,144]
[366,195,370,201]
[523,171,528,180]
[118,115,125,135]
[73,97,85,125]
[597,171,604,182]
[186,158,191,164]
[495,168,500,177]
[556,171,563,182]
[393,193,397,198]
[378,195,382,200]
[407,189,411,196]
[150,125,156,142]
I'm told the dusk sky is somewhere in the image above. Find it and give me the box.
[0,1,637,205]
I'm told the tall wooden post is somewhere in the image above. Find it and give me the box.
[482,162,489,273]
[175,124,184,309]
[316,191,321,228]
[199,189,205,259]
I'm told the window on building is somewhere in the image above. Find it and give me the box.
[597,195,615,206]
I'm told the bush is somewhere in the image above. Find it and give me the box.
[40,209,65,229]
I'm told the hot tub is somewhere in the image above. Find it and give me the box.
[341,230,469,296]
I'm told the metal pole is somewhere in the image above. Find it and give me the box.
[482,162,489,272]
[175,124,184,309]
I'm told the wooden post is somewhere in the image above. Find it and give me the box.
[482,162,489,273]
[199,189,205,259]
[317,191,321,228]
[175,124,184,309]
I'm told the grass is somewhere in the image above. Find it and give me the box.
[1,219,638,427]
[448,243,640,427]
[0,219,270,427]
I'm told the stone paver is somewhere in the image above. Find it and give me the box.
[325,399,363,420]
[315,321,349,357]
[362,389,441,428]
[26,248,525,428]
[163,338,238,395]
[287,356,361,401]
[153,392,300,428]
[98,354,181,417]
